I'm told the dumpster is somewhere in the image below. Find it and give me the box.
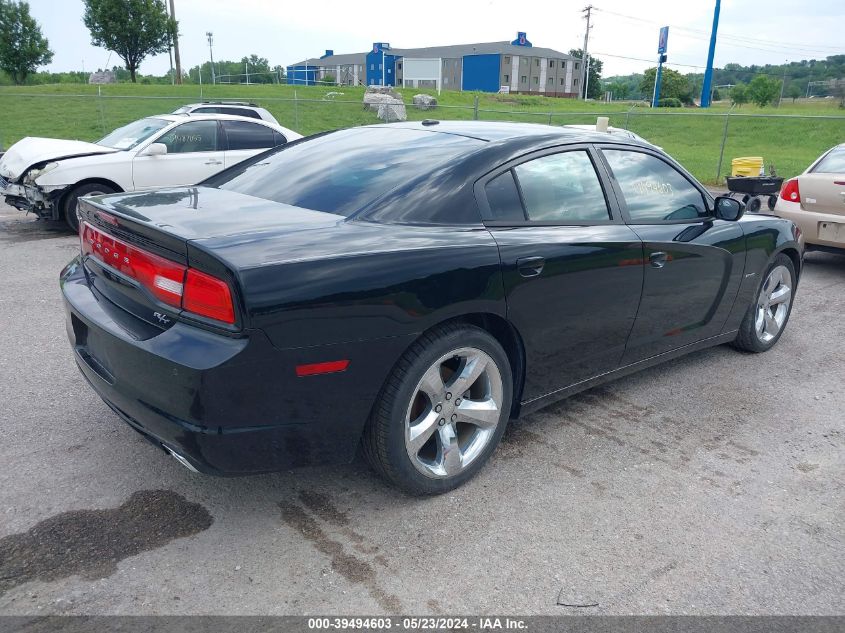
[731,156,764,177]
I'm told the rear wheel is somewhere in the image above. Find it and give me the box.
[362,323,513,495]
[62,183,116,232]
[732,254,795,353]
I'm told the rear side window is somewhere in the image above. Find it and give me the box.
[222,120,276,150]
[603,150,707,223]
[812,149,845,173]
[485,171,525,221]
[513,151,610,222]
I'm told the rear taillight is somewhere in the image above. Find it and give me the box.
[183,269,235,324]
[780,178,800,203]
[81,222,235,325]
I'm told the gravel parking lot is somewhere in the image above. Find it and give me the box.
[0,201,843,616]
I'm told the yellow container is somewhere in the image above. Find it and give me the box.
[731,156,764,177]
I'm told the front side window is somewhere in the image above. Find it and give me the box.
[156,120,219,153]
[603,150,708,222]
[513,151,610,223]
[222,121,276,150]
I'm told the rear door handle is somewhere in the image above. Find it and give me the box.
[650,251,668,268]
[517,256,545,278]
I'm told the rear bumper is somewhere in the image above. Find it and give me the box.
[61,256,414,475]
[774,201,845,251]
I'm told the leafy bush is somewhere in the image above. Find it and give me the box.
[658,97,682,108]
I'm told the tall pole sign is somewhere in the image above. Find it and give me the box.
[700,0,721,107]
[652,26,669,108]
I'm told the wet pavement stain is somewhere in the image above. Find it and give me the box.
[0,490,213,595]
[279,499,402,613]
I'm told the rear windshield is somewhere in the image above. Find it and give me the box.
[205,127,483,216]
[812,149,845,173]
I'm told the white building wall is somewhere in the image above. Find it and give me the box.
[538,58,547,93]
[565,65,573,93]
[510,56,519,91]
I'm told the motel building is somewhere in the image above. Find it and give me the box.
[286,32,582,97]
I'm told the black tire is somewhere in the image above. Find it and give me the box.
[746,196,762,213]
[62,183,116,232]
[767,194,777,211]
[362,323,513,495]
[732,253,796,353]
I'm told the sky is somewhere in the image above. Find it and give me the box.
[27,0,845,79]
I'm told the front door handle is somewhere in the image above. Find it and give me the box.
[517,256,545,278]
[650,251,668,268]
[204,159,223,165]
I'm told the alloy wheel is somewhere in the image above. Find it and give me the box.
[755,264,792,343]
[404,347,504,479]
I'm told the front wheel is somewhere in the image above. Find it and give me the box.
[362,323,513,495]
[732,254,796,353]
[62,183,116,232]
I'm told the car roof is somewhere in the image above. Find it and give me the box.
[152,113,278,125]
[370,120,650,147]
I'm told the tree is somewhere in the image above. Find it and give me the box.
[787,84,802,103]
[0,0,53,84]
[730,82,749,107]
[82,0,176,83]
[748,75,780,107]
[569,48,603,99]
[639,67,692,104]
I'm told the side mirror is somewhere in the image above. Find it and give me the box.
[139,142,167,157]
[713,196,744,221]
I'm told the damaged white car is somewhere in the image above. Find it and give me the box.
[0,113,301,230]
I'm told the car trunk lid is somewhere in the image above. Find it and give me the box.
[77,186,343,335]
[797,173,845,216]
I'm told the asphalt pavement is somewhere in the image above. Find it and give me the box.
[0,202,843,615]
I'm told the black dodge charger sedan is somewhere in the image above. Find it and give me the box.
[61,121,802,494]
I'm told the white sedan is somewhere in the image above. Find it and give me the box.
[0,113,301,230]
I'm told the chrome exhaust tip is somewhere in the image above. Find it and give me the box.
[163,445,200,473]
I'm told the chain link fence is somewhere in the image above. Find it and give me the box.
[1,90,843,185]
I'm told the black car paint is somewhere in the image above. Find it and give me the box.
[61,122,802,475]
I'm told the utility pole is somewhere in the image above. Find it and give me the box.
[580,5,593,100]
[778,60,787,108]
[165,0,174,84]
[206,31,216,85]
[169,0,182,84]
[700,0,721,107]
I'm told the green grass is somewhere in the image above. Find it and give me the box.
[1,83,843,184]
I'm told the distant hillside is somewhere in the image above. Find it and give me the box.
[603,54,845,101]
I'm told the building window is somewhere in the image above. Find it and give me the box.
[370,64,374,70]
[532,76,539,84]
[549,60,554,68]
[547,77,554,85]
[561,61,566,69]
[560,77,565,85]
[378,63,382,70]
[520,75,527,83]
[575,62,580,71]
[574,77,579,85]
[398,63,402,70]
[534,59,539,67]
[504,74,509,83]
[504,56,510,64]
